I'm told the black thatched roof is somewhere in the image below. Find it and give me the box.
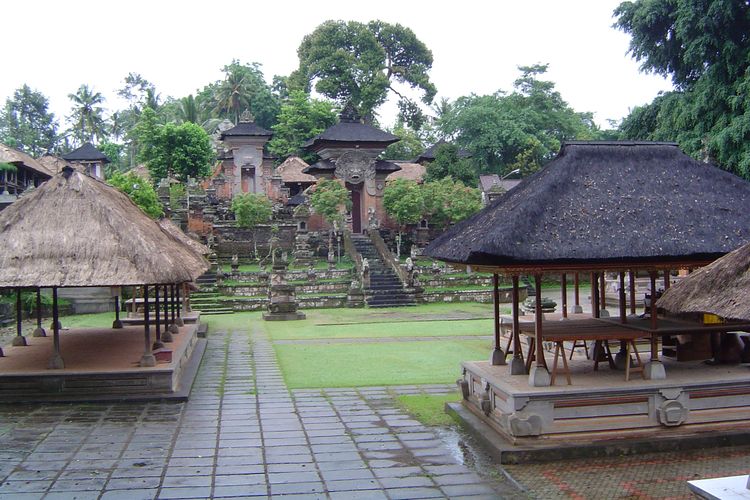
[62,143,110,163]
[220,121,272,139]
[416,139,472,163]
[303,113,399,151]
[302,159,401,176]
[286,193,307,207]
[426,142,750,269]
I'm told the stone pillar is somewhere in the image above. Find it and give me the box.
[12,288,27,346]
[32,288,46,337]
[48,287,64,369]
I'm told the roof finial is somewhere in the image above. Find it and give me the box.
[62,165,75,179]
[239,109,254,123]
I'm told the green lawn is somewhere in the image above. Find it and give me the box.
[265,317,493,340]
[396,393,462,426]
[60,312,114,329]
[275,339,490,388]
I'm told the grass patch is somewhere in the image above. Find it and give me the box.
[396,393,461,426]
[265,317,493,340]
[59,312,114,329]
[201,311,263,332]
[275,339,491,388]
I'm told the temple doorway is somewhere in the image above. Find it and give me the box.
[349,185,362,233]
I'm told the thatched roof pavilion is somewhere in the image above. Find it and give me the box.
[658,241,750,321]
[427,142,750,271]
[0,167,208,368]
[426,141,750,386]
[158,217,211,258]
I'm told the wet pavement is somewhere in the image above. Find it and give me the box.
[0,325,520,499]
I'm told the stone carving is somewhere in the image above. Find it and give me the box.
[657,399,688,427]
[508,413,543,437]
[367,207,379,229]
[457,379,470,399]
[334,151,375,185]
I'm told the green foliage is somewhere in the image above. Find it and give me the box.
[291,20,436,127]
[209,60,280,128]
[396,393,461,427]
[0,84,59,156]
[382,122,426,160]
[97,141,126,176]
[383,179,424,227]
[107,171,163,218]
[439,64,599,176]
[138,117,214,183]
[424,143,477,185]
[0,162,17,172]
[309,179,351,225]
[422,177,482,228]
[169,183,186,208]
[231,193,273,229]
[66,84,108,146]
[615,0,750,179]
[268,90,337,162]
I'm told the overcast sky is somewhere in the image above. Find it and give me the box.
[3,0,672,131]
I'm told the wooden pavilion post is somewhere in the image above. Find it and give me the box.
[599,273,609,317]
[645,271,666,379]
[560,273,568,319]
[161,285,173,342]
[12,288,27,346]
[112,292,123,329]
[628,270,636,315]
[490,274,506,365]
[572,272,582,313]
[175,283,185,327]
[48,287,64,369]
[168,284,179,334]
[591,273,601,318]
[140,285,156,367]
[32,288,46,337]
[510,275,525,375]
[529,273,550,386]
[614,272,629,369]
[153,285,164,349]
[663,270,671,290]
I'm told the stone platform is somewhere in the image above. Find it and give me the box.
[457,350,750,462]
[0,322,204,402]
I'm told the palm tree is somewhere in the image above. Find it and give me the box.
[177,95,198,124]
[67,84,107,145]
[212,64,252,124]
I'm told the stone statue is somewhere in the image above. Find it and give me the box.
[361,258,370,279]
[405,257,414,273]
[432,261,441,274]
[367,207,379,229]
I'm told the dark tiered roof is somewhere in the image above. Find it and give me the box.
[425,141,750,270]
[303,109,399,151]
[416,139,472,163]
[62,143,110,163]
[220,121,272,139]
[302,159,401,176]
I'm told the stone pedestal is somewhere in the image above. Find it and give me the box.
[490,348,507,366]
[644,360,667,380]
[510,357,526,375]
[529,364,551,387]
[263,262,306,321]
[32,327,46,337]
[12,336,27,347]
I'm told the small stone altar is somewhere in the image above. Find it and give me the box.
[263,260,306,321]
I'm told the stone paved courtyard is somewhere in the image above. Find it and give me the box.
[3,320,750,499]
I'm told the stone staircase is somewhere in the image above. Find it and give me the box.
[191,270,233,315]
[350,234,417,308]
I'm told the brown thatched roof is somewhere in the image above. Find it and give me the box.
[276,156,315,184]
[658,242,750,321]
[127,164,151,182]
[387,162,426,182]
[0,168,208,288]
[38,154,74,175]
[158,217,211,256]
[426,142,750,270]
[0,143,54,177]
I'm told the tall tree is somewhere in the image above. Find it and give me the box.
[268,90,337,162]
[211,61,280,128]
[309,179,351,259]
[423,143,477,185]
[67,84,108,145]
[0,85,59,156]
[143,121,214,183]
[615,0,750,179]
[290,20,436,127]
[382,121,427,161]
[231,193,273,258]
[383,179,424,258]
[439,65,599,176]
[421,177,482,229]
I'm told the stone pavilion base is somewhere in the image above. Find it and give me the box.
[455,349,750,463]
[0,322,204,402]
